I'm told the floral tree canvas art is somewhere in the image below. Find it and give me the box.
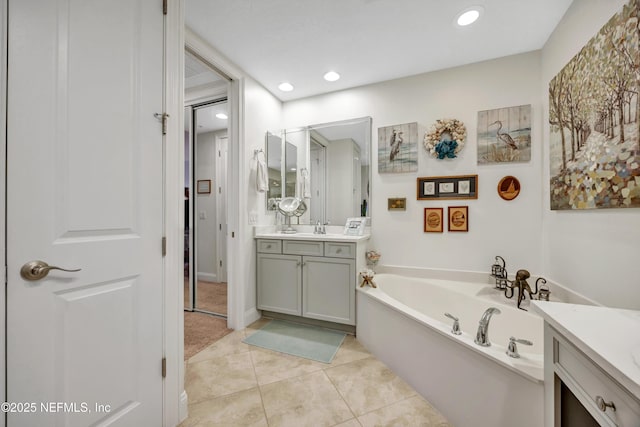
[548,0,639,210]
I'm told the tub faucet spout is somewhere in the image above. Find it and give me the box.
[475,307,501,347]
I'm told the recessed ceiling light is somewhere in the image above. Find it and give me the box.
[278,82,294,92]
[215,113,228,120]
[456,7,483,27]
[324,71,340,82]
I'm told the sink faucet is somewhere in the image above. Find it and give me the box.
[314,220,327,234]
[474,307,501,347]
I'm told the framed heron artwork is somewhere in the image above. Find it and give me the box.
[378,122,418,173]
[477,104,532,165]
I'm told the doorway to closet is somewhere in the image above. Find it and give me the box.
[183,48,232,358]
[184,100,228,317]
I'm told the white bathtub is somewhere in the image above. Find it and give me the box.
[356,273,545,427]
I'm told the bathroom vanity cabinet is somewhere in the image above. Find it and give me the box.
[532,302,640,427]
[256,236,365,326]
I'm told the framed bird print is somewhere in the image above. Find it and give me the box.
[477,104,531,164]
[378,122,418,173]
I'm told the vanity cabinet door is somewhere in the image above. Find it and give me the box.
[302,256,356,325]
[257,253,302,316]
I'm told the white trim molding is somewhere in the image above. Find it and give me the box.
[185,28,246,331]
[0,1,7,425]
[163,0,185,425]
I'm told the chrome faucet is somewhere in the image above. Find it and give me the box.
[474,307,501,347]
[314,220,327,234]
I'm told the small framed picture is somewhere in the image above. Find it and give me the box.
[388,198,406,211]
[424,208,444,233]
[197,179,211,194]
[423,182,436,196]
[344,217,367,235]
[417,175,478,200]
[497,176,521,201]
[448,206,468,232]
[439,182,454,193]
[458,180,470,195]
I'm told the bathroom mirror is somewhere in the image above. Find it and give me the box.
[265,116,371,226]
[265,132,282,204]
[266,130,300,209]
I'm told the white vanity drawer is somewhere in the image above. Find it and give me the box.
[282,240,323,256]
[554,335,640,426]
[256,239,282,254]
[324,242,356,259]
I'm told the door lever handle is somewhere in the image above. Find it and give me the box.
[20,260,81,281]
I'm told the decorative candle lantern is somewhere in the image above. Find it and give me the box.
[491,255,506,277]
[537,279,550,301]
[491,255,509,289]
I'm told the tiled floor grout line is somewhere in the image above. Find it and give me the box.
[247,345,272,426]
[322,363,361,427]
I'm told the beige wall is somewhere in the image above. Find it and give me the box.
[284,51,544,274]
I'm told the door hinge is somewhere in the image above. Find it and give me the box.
[154,113,169,135]
[162,236,167,256]
[162,357,166,378]
[163,0,168,15]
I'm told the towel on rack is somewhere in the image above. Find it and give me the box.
[256,153,268,193]
[301,168,311,198]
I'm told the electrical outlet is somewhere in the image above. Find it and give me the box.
[199,211,206,220]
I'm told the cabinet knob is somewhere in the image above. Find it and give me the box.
[595,396,616,413]
[336,248,342,253]
[266,244,272,249]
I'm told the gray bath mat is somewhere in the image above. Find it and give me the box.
[243,319,346,363]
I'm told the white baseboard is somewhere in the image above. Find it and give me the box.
[197,272,217,282]
[179,390,188,423]
[244,307,261,329]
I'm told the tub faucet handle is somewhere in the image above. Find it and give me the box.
[506,336,533,358]
[444,313,461,335]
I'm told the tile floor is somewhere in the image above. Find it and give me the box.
[180,318,452,427]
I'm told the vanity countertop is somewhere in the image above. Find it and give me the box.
[531,300,640,399]
[254,231,370,243]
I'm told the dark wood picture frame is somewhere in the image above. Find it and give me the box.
[424,207,444,233]
[388,198,407,211]
[417,175,478,200]
[448,206,468,232]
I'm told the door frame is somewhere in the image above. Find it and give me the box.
[0,0,7,424]
[184,28,245,330]
[174,27,246,421]
[163,0,186,424]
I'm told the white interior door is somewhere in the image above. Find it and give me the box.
[7,1,164,426]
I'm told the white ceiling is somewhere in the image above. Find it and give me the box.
[185,0,573,101]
